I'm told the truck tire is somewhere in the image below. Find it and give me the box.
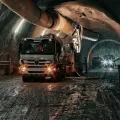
[22,76,30,82]
[56,71,65,81]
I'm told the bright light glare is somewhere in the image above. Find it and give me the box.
[22,67,26,71]
[15,19,25,34]
[102,60,108,65]
[102,59,114,66]
[109,68,113,71]
[48,85,52,91]
[47,67,52,72]
[19,65,27,72]
[53,68,56,71]
[108,60,113,65]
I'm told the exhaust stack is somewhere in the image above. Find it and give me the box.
[1,0,74,36]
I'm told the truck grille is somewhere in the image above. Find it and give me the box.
[24,60,51,74]
[28,63,46,65]
[28,71,43,74]
[27,66,47,68]
[25,60,50,65]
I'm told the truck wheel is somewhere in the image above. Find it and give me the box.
[56,72,65,81]
[60,72,66,81]
[22,76,30,82]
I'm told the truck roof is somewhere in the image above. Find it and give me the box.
[23,34,63,45]
[23,35,54,41]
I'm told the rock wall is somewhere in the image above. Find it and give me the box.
[0,4,33,62]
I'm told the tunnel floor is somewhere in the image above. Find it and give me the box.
[0,76,120,120]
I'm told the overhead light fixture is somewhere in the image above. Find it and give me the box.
[82,36,98,42]
[82,28,99,42]
[14,19,25,34]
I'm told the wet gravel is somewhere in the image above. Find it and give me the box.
[0,76,120,120]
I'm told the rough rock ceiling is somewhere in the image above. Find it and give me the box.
[0,0,120,38]
[34,0,120,24]
[32,0,120,38]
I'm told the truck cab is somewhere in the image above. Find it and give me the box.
[19,34,62,82]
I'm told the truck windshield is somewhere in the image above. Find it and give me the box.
[20,39,55,55]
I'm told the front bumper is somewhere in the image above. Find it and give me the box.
[20,69,56,78]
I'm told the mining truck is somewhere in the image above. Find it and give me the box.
[19,34,75,82]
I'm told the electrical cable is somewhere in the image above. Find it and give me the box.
[72,24,84,77]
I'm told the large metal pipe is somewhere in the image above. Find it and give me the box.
[0,0,74,36]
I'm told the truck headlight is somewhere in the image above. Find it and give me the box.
[47,67,52,73]
[108,60,113,65]
[47,66,56,73]
[102,60,108,65]
[19,65,27,73]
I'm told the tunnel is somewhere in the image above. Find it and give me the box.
[0,0,120,119]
